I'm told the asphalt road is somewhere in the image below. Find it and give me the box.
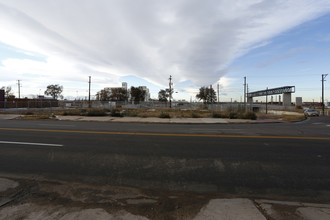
[1,117,330,201]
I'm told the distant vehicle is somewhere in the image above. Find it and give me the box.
[304,109,319,117]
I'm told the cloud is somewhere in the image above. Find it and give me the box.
[0,0,330,92]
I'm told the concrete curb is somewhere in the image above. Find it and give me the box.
[0,114,298,124]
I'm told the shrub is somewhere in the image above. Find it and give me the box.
[191,112,201,118]
[86,108,107,116]
[24,111,34,115]
[110,109,124,117]
[123,110,138,117]
[159,112,171,118]
[62,109,82,116]
[241,111,257,120]
[229,112,238,119]
[212,112,226,118]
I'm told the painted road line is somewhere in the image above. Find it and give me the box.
[37,124,75,127]
[0,141,63,147]
[0,127,330,141]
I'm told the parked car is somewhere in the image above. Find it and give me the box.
[304,109,319,117]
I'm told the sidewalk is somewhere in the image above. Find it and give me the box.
[0,114,286,124]
[56,115,287,124]
[1,177,329,220]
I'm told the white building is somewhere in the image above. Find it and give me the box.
[138,86,150,102]
[104,82,150,102]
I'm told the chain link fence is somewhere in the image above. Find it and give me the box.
[0,99,300,114]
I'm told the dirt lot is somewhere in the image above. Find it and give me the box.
[1,177,218,220]
[2,176,329,219]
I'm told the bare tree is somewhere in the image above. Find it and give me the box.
[0,86,15,98]
[44,84,63,100]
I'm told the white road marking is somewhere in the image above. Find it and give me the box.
[190,129,242,131]
[0,141,63,147]
[38,124,75,127]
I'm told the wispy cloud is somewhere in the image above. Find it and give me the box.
[0,0,330,92]
[322,34,330,42]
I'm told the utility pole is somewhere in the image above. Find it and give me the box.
[217,83,220,104]
[247,84,249,111]
[322,74,328,116]
[169,75,172,108]
[17,80,21,99]
[88,76,91,108]
[266,87,268,114]
[243,77,247,110]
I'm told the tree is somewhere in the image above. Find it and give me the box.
[96,88,111,101]
[0,86,15,99]
[96,88,128,101]
[130,86,146,104]
[196,86,216,104]
[109,88,128,101]
[44,84,63,100]
[158,89,172,103]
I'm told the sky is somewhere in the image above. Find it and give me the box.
[1,0,330,102]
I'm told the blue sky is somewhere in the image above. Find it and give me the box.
[1,1,330,102]
[226,13,330,102]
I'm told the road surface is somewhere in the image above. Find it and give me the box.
[0,117,330,201]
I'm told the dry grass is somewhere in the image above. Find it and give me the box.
[17,114,54,120]
[257,112,305,122]
[3,106,314,121]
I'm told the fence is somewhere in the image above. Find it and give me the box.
[0,99,304,112]
[1,100,59,109]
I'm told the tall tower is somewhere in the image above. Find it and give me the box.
[122,82,127,90]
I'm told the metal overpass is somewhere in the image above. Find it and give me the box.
[247,86,295,106]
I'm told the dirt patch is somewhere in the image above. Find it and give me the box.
[0,177,217,220]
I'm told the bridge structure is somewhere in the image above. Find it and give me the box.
[247,86,295,106]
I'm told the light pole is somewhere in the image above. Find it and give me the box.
[88,76,91,108]
[17,80,21,99]
[169,75,173,108]
[322,74,328,116]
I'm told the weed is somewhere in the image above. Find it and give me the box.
[191,112,201,118]
[212,112,226,118]
[86,108,107,116]
[24,112,34,115]
[110,109,123,117]
[241,111,257,120]
[159,112,171,118]
[229,112,238,119]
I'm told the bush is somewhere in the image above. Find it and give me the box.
[159,112,171,118]
[62,109,82,116]
[123,110,138,117]
[86,108,107,116]
[229,112,238,119]
[191,112,201,118]
[24,112,34,115]
[241,111,257,120]
[212,112,226,118]
[110,109,124,117]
